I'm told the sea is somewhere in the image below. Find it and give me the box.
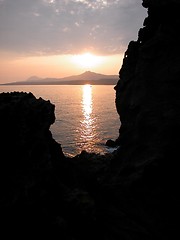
[0,85,120,157]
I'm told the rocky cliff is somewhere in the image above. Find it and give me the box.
[1,0,180,239]
[114,0,180,177]
[111,0,180,238]
[0,92,65,236]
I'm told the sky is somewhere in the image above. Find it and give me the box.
[0,0,147,83]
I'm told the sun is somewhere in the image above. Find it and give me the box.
[72,52,104,69]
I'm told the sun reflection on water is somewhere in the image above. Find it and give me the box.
[79,84,97,152]
[82,84,92,117]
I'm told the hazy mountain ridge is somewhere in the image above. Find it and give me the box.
[26,76,43,82]
[60,71,118,81]
[1,71,118,85]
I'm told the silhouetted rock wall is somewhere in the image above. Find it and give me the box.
[115,0,180,166]
[0,92,67,235]
[111,0,180,238]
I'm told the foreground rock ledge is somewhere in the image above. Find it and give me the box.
[0,91,111,238]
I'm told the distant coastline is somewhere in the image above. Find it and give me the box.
[1,79,118,86]
[0,71,118,86]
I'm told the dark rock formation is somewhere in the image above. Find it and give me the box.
[0,92,109,238]
[0,92,65,235]
[106,139,118,148]
[110,0,180,238]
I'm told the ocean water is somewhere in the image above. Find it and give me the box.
[0,85,120,156]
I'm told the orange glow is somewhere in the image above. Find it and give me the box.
[0,53,123,84]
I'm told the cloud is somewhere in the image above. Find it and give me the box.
[0,0,147,56]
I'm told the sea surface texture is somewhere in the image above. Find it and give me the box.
[0,85,120,156]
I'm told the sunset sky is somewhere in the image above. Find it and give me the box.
[0,0,146,83]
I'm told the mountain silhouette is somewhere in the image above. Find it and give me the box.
[1,71,118,85]
[59,71,118,81]
[26,76,42,82]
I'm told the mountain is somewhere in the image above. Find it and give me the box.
[26,76,42,82]
[1,71,118,85]
[60,71,118,81]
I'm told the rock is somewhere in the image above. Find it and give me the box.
[106,139,117,148]
[0,91,64,176]
[114,0,180,168]
[0,92,67,235]
[109,0,180,239]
